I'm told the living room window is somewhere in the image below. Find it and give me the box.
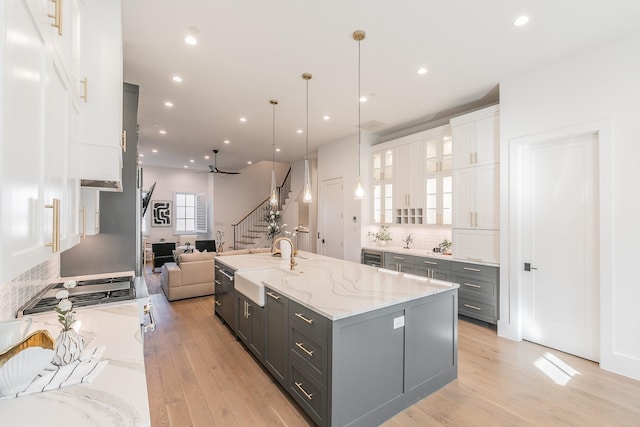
[175,192,207,233]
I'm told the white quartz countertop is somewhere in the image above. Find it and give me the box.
[216,251,459,321]
[362,244,500,267]
[0,302,150,427]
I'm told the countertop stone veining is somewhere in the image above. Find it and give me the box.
[0,301,150,426]
[216,251,459,320]
[362,244,500,267]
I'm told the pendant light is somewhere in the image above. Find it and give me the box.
[353,30,365,200]
[269,100,279,206]
[302,73,313,203]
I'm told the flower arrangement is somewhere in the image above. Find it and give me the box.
[215,230,225,252]
[55,280,77,331]
[264,207,281,239]
[368,225,392,242]
[439,238,452,254]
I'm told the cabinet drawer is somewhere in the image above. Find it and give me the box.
[291,327,327,380]
[454,274,497,300]
[452,261,498,278]
[289,300,329,339]
[459,296,498,324]
[416,256,452,271]
[290,361,327,426]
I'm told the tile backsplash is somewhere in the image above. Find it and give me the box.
[0,255,60,320]
[364,226,452,252]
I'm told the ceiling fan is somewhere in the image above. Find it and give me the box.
[207,149,240,174]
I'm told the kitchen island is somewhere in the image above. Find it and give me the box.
[216,251,459,427]
[0,302,150,427]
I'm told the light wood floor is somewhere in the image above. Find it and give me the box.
[144,272,640,426]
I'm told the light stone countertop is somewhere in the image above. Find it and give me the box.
[361,244,500,267]
[0,301,150,427]
[216,251,459,320]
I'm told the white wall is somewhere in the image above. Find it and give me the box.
[499,30,640,379]
[142,166,211,243]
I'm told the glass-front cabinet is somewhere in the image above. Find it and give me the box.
[372,149,393,224]
[424,129,453,226]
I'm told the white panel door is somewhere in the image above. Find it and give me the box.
[520,132,599,361]
[320,178,344,259]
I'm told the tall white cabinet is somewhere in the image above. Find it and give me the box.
[1,0,122,282]
[451,105,500,263]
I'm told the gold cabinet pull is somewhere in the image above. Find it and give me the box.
[266,291,281,300]
[474,212,478,227]
[463,267,481,272]
[464,303,481,311]
[48,0,62,36]
[121,130,127,153]
[80,78,88,102]
[80,206,86,238]
[294,382,313,400]
[295,342,314,357]
[214,299,222,306]
[45,198,60,252]
[463,282,481,288]
[470,212,474,227]
[294,312,314,325]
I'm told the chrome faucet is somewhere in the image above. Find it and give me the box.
[272,237,297,270]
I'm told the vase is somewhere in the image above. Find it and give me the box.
[52,329,84,366]
[377,240,386,247]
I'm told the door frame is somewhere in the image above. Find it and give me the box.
[504,120,612,356]
[319,177,345,259]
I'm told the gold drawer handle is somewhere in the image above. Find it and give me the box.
[423,261,437,265]
[214,280,221,285]
[214,300,222,306]
[464,303,481,311]
[266,291,281,300]
[45,198,60,252]
[463,267,481,272]
[295,312,314,325]
[392,256,404,260]
[295,382,313,400]
[463,283,481,288]
[48,0,62,36]
[295,342,314,357]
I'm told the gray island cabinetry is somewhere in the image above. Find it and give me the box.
[217,252,459,427]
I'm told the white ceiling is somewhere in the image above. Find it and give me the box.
[123,0,640,173]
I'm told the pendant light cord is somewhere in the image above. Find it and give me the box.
[306,78,309,161]
[357,37,361,178]
[272,102,276,170]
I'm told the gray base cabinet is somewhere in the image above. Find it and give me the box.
[413,257,452,281]
[214,260,236,330]
[452,262,499,324]
[383,252,415,274]
[264,287,288,387]
[236,293,264,361]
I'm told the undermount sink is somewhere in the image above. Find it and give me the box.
[235,268,295,307]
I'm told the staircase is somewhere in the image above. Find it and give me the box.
[232,167,292,250]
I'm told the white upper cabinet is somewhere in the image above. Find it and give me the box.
[76,0,123,189]
[393,140,424,224]
[371,148,393,224]
[452,164,499,230]
[452,105,499,169]
[424,126,453,226]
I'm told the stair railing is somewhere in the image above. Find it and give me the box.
[232,167,291,249]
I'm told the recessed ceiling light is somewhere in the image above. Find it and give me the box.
[360,96,367,102]
[164,101,174,108]
[297,129,303,134]
[417,67,428,75]
[239,117,247,122]
[183,165,188,169]
[159,130,167,135]
[514,16,529,26]
[189,159,195,163]
[204,155,210,160]
[172,75,183,83]
[152,149,158,153]
[224,140,230,144]
[138,154,144,157]
[247,161,253,165]
[276,148,281,152]
[185,35,197,45]
[138,161,142,165]
[323,115,330,121]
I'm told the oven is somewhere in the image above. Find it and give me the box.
[18,272,155,334]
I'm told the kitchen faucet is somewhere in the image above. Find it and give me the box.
[272,237,297,270]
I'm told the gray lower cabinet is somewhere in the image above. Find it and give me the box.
[214,260,236,330]
[236,293,264,362]
[383,252,415,274]
[264,286,288,387]
[413,256,452,281]
[452,262,499,324]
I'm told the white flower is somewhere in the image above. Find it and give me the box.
[56,290,69,300]
[57,299,72,312]
[63,280,77,289]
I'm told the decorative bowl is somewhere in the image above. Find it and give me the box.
[0,330,55,397]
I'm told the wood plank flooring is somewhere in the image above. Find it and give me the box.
[144,272,640,426]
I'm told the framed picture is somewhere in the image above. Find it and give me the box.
[152,201,172,227]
